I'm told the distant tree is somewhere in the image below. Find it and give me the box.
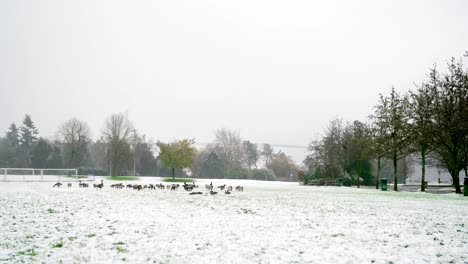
[1,123,20,166]
[19,114,39,147]
[428,58,468,193]
[133,135,158,176]
[157,139,197,179]
[86,138,108,173]
[342,120,372,187]
[373,89,412,191]
[215,128,244,172]
[31,138,52,168]
[6,123,20,147]
[47,146,64,168]
[368,118,388,189]
[242,140,259,170]
[266,151,298,181]
[57,118,92,168]
[17,114,39,167]
[201,151,225,178]
[261,143,274,164]
[408,77,437,191]
[307,118,344,180]
[102,113,135,176]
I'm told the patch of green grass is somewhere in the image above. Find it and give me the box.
[68,236,77,241]
[86,234,96,238]
[107,176,139,181]
[65,175,89,179]
[113,241,126,246]
[52,242,63,248]
[116,246,128,253]
[18,249,36,256]
[241,208,254,214]
[163,178,193,183]
[47,209,57,214]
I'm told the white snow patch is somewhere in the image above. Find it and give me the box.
[0,178,467,263]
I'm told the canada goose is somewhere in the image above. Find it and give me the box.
[53,182,62,188]
[218,184,226,190]
[67,183,72,188]
[79,180,87,188]
[210,190,217,195]
[227,186,233,192]
[94,180,104,189]
[225,190,231,195]
[235,186,244,192]
[189,191,203,195]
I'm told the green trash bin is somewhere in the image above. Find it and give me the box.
[381,178,388,191]
[338,178,343,187]
[464,177,468,197]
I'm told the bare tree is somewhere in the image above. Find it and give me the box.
[215,128,244,170]
[102,113,135,176]
[372,89,413,191]
[57,118,92,168]
[261,143,274,164]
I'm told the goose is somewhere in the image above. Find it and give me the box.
[189,191,203,195]
[94,180,104,189]
[205,182,213,191]
[67,183,72,188]
[210,190,217,195]
[217,184,226,190]
[53,182,62,188]
[225,190,231,195]
[235,186,244,192]
[79,180,87,188]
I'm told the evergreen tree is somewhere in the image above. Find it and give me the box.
[20,115,39,147]
[6,123,20,146]
[31,138,52,168]
[200,152,225,178]
[47,146,64,168]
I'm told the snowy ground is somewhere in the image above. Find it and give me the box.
[0,178,467,264]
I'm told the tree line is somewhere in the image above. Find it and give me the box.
[0,116,298,181]
[303,53,468,193]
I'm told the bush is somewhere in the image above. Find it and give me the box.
[251,169,276,181]
[225,167,249,179]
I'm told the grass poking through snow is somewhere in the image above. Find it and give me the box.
[107,176,140,181]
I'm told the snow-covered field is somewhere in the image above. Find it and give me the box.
[0,178,467,264]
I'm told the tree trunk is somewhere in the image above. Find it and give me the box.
[357,160,361,188]
[393,151,398,191]
[420,144,426,192]
[376,157,381,189]
[449,168,462,194]
[172,167,175,180]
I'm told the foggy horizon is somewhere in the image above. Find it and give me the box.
[1,0,467,164]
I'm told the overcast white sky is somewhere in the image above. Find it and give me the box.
[1,0,467,163]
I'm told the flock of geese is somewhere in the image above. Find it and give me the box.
[53,180,244,195]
